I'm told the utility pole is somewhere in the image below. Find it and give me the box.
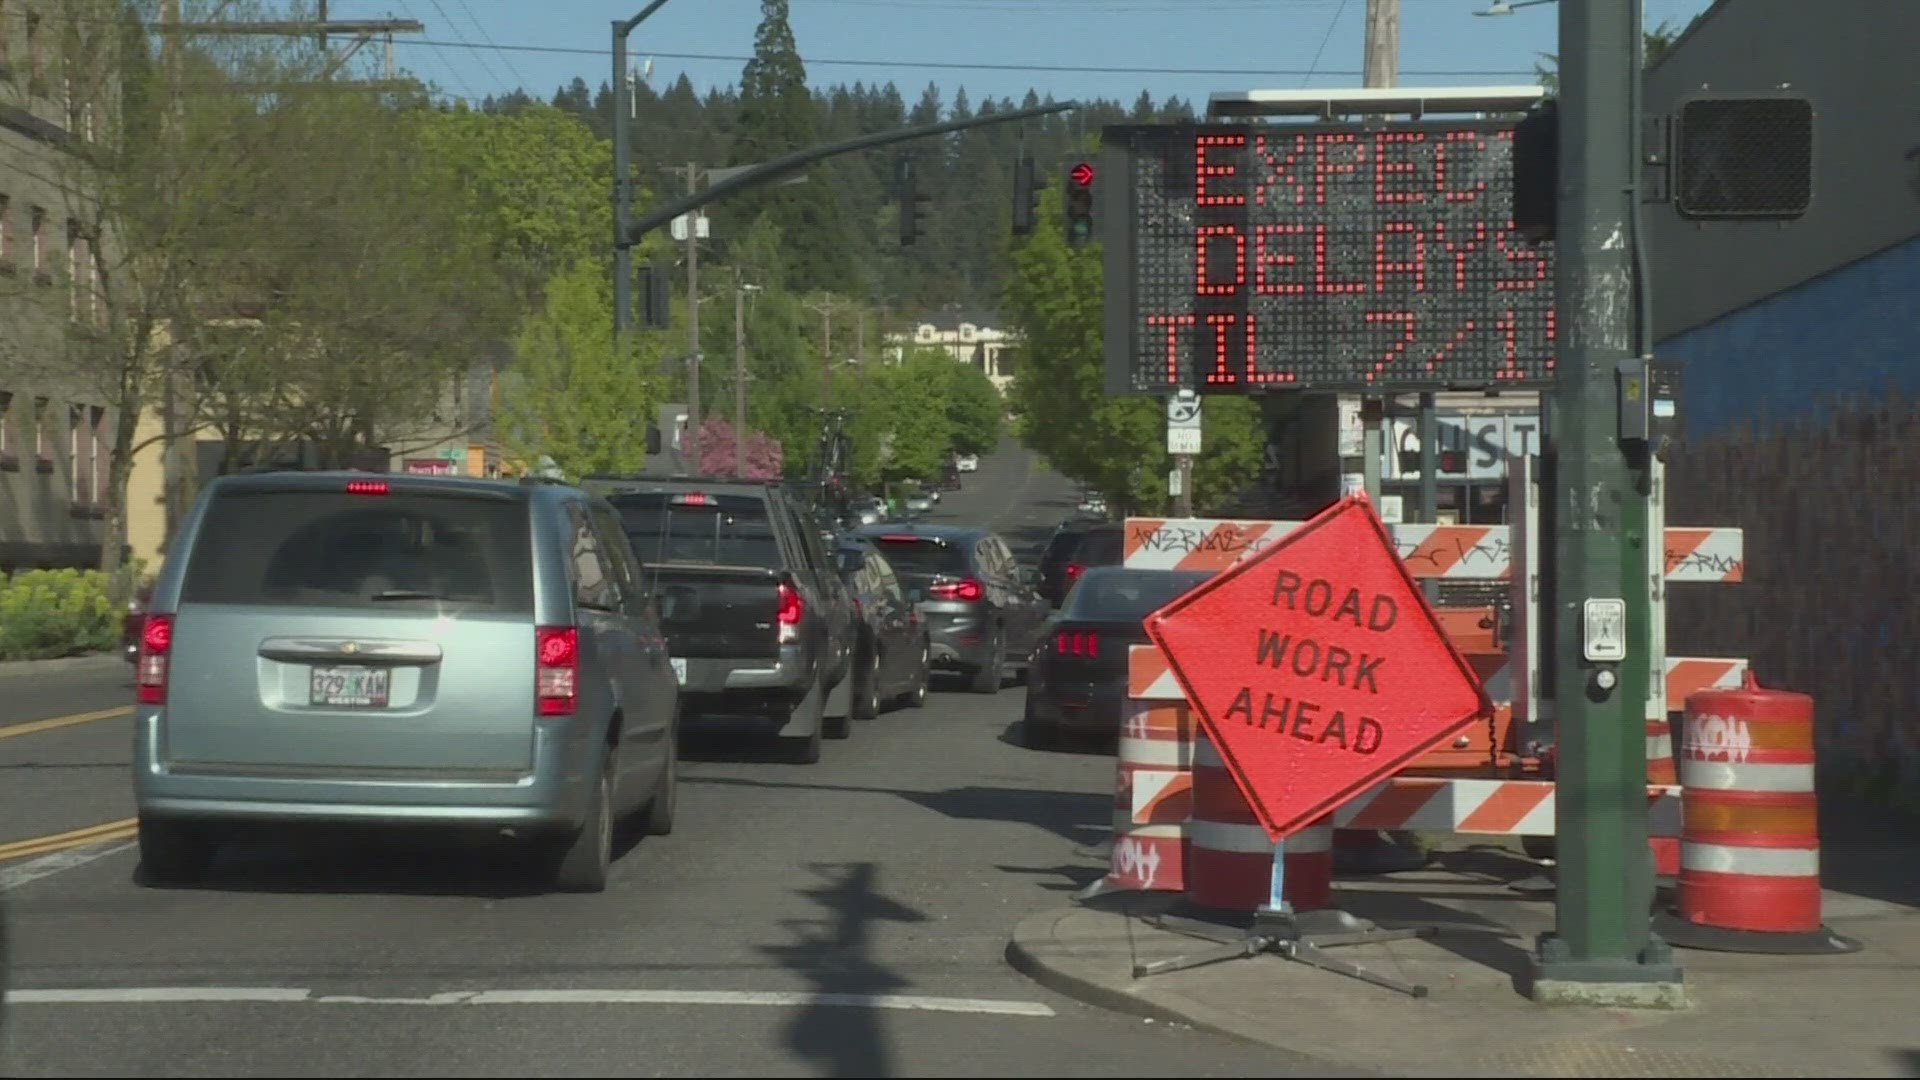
[805,298,839,407]
[1363,0,1401,89]
[611,3,676,343]
[734,269,749,479]
[160,0,183,544]
[1530,0,1682,1007]
[683,163,702,444]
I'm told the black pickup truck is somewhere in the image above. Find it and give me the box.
[592,478,856,764]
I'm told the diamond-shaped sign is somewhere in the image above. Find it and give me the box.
[1143,496,1490,840]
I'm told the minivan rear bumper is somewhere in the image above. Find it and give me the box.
[132,708,603,832]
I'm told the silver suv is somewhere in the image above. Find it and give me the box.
[131,472,680,893]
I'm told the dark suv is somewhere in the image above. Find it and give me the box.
[1037,521,1124,606]
[856,524,1051,694]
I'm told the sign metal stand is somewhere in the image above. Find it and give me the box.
[1130,837,1437,997]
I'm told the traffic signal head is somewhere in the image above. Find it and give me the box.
[897,154,930,246]
[1063,161,1095,246]
[1012,154,1039,236]
[1511,99,1558,243]
[639,260,673,329]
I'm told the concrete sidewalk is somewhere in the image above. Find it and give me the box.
[1009,837,1920,1078]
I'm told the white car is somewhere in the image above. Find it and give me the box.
[955,454,980,473]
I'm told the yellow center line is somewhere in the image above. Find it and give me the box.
[0,705,134,740]
[0,818,140,863]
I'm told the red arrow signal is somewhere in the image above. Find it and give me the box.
[1070,162,1095,187]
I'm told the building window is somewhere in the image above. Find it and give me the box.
[67,221,81,318]
[0,1,11,73]
[89,404,105,506]
[30,205,45,278]
[0,391,16,469]
[24,10,43,96]
[30,395,50,469]
[0,194,10,267]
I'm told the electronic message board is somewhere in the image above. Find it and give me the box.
[1102,121,1556,395]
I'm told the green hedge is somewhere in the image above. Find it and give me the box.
[0,568,122,662]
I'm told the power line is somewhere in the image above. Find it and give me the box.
[383,37,1536,79]
[1300,0,1353,88]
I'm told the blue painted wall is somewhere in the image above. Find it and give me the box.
[1657,236,1920,439]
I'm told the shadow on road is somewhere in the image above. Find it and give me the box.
[684,773,1108,850]
[759,861,928,1079]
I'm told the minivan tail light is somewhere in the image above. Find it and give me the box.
[929,578,985,602]
[535,626,578,716]
[1054,629,1099,658]
[345,479,388,495]
[137,614,174,704]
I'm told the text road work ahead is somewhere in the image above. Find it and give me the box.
[1223,569,1398,755]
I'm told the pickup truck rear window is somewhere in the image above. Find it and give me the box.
[178,490,534,612]
[610,493,782,569]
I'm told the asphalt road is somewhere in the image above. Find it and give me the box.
[0,443,1331,1078]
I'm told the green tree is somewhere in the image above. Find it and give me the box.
[934,352,1003,455]
[1535,18,1694,93]
[729,0,856,289]
[1004,184,1263,513]
[495,258,660,479]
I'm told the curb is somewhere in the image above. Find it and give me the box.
[1004,907,1368,1075]
[0,652,121,680]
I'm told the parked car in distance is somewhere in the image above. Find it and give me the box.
[954,453,980,473]
[851,497,888,526]
[131,472,680,893]
[831,537,932,717]
[599,478,854,762]
[1023,566,1211,748]
[855,523,1051,694]
[1037,520,1124,606]
[903,492,934,515]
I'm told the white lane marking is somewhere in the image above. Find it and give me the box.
[0,840,137,893]
[12,988,311,1004]
[8,986,1056,1017]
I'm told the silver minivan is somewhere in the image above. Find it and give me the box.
[131,471,679,893]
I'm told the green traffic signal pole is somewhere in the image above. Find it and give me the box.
[612,1,677,343]
[623,100,1078,244]
[1531,0,1685,1008]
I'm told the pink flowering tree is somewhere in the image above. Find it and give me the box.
[693,417,783,479]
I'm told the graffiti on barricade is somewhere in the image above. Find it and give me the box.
[1667,546,1744,579]
[1128,521,1277,559]
[1393,531,1511,573]
[1682,712,1753,763]
[1110,836,1164,889]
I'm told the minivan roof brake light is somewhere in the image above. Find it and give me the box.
[345,479,389,496]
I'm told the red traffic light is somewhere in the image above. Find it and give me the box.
[1070,162,1095,187]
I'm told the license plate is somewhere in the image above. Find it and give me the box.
[670,658,688,685]
[310,666,390,708]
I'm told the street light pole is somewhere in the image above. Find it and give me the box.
[1530,0,1682,1006]
[611,1,675,342]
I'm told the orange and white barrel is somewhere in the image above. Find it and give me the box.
[1187,735,1331,913]
[1674,680,1825,936]
[1100,701,1195,893]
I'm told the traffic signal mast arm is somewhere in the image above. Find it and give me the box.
[622,100,1079,245]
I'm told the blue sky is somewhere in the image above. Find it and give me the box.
[339,0,1713,111]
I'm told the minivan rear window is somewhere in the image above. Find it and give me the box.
[178,490,534,612]
[610,493,781,569]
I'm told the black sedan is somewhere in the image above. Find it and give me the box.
[1022,565,1210,748]
[832,537,933,717]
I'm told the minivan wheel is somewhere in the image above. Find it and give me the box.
[644,729,678,837]
[136,816,216,886]
[551,759,613,893]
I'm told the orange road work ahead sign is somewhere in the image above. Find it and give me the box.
[1143,495,1490,841]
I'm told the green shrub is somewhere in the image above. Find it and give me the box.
[0,568,120,662]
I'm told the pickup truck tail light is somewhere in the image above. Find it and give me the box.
[776,581,804,644]
[136,614,174,704]
[929,578,984,602]
[535,626,578,716]
[1054,629,1099,658]
[1064,562,1087,585]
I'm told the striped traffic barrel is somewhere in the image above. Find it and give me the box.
[1660,678,1855,953]
[1187,734,1331,913]
[1098,701,1194,893]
